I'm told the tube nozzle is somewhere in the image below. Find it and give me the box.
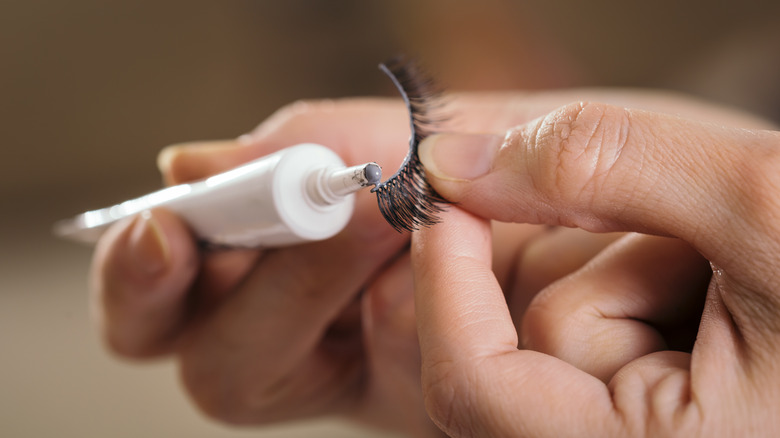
[326,162,382,197]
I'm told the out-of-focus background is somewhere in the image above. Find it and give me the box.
[2,1,779,437]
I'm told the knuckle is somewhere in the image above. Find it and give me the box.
[526,101,634,209]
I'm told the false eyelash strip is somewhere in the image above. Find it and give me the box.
[371,57,449,233]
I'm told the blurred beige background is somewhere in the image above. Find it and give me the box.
[2,1,779,437]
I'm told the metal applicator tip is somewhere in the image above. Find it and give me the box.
[325,162,383,197]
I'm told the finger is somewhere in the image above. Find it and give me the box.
[508,227,621,329]
[522,234,710,382]
[245,99,411,166]
[488,221,547,292]
[412,208,516,358]
[419,102,780,342]
[516,228,621,294]
[359,253,442,436]
[412,206,622,437]
[190,248,262,308]
[91,209,198,358]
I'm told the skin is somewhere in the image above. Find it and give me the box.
[91,91,778,437]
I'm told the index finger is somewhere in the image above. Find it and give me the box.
[158,99,412,186]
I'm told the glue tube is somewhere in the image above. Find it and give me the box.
[54,144,382,248]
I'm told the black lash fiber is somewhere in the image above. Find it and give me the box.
[371,57,449,232]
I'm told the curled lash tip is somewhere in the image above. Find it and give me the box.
[371,58,449,233]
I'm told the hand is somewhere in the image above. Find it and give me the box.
[412,102,780,436]
[92,97,600,436]
[90,91,768,436]
[91,99,441,434]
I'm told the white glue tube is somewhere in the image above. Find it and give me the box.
[54,143,382,248]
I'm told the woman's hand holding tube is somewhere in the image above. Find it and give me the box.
[412,102,780,436]
[90,90,777,437]
[91,99,451,434]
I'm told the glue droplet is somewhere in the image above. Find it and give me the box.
[364,163,382,186]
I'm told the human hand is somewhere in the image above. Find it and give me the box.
[90,99,442,434]
[92,97,597,436]
[412,101,780,436]
[90,90,768,436]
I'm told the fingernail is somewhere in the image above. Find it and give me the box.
[129,211,170,276]
[419,133,503,181]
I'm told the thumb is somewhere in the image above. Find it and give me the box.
[421,101,780,358]
[421,102,780,267]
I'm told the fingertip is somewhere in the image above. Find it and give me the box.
[412,207,517,360]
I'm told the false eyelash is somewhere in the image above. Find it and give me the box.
[371,57,449,232]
